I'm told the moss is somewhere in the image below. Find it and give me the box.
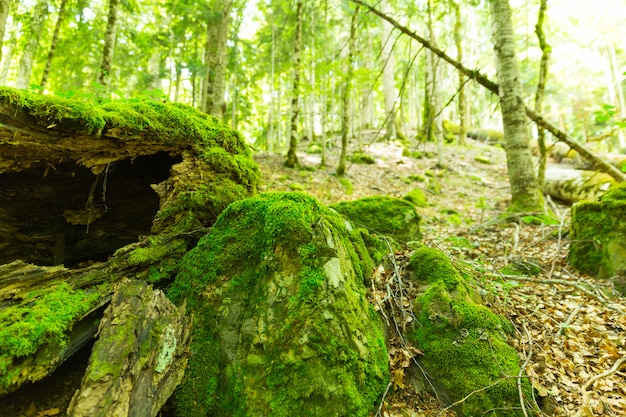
[169,192,388,416]
[409,248,529,416]
[569,186,626,278]
[331,196,421,243]
[0,283,103,394]
[403,188,428,207]
[348,152,376,164]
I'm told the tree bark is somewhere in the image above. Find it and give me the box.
[0,0,11,67]
[348,0,626,183]
[99,0,120,89]
[381,3,396,140]
[66,279,191,417]
[16,0,48,89]
[534,0,550,187]
[284,0,303,168]
[337,5,359,176]
[453,1,467,146]
[40,0,68,93]
[489,0,544,212]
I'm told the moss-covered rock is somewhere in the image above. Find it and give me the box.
[569,183,626,280]
[403,188,428,207]
[168,192,389,416]
[330,196,422,243]
[408,248,532,417]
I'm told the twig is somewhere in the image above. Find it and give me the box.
[375,379,393,417]
[574,355,626,417]
[436,377,510,416]
[517,322,533,417]
[555,302,583,339]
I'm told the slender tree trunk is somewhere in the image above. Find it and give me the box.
[534,0,550,186]
[99,0,120,89]
[607,43,626,149]
[453,1,467,146]
[40,0,67,92]
[16,0,48,89]
[337,6,359,176]
[209,0,233,119]
[284,0,303,168]
[424,0,444,166]
[0,0,12,67]
[489,0,544,212]
[381,3,396,140]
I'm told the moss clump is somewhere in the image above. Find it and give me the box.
[408,248,531,416]
[168,192,388,416]
[348,152,376,164]
[569,183,626,278]
[403,188,428,207]
[0,282,104,394]
[331,196,421,243]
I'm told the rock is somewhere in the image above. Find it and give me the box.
[407,248,533,417]
[569,183,626,279]
[168,192,389,416]
[330,196,422,243]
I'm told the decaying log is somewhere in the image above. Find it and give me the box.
[66,279,191,417]
[542,166,616,203]
[350,0,626,183]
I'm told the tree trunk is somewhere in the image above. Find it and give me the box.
[66,279,191,417]
[542,167,616,204]
[99,0,120,89]
[534,0,550,187]
[337,6,359,176]
[16,0,48,90]
[40,0,68,93]
[489,0,544,212]
[349,0,626,183]
[208,0,233,120]
[0,0,11,67]
[284,0,303,168]
[381,3,396,140]
[453,1,467,146]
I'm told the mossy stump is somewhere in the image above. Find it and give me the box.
[408,248,533,417]
[0,87,259,403]
[569,184,626,285]
[168,192,389,417]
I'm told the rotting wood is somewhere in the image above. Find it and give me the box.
[66,279,191,417]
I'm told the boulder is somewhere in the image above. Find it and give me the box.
[569,183,626,286]
[168,192,389,416]
[408,247,533,417]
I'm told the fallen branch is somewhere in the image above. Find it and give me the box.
[517,323,534,417]
[349,0,626,182]
[554,302,583,339]
[574,355,626,417]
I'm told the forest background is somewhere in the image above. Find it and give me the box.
[1,0,626,160]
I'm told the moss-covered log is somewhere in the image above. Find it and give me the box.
[0,87,259,399]
[66,279,190,417]
[542,166,616,203]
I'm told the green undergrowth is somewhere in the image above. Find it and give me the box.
[0,282,104,394]
[408,248,533,417]
[168,192,388,416]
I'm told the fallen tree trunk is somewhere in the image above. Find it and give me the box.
[66,279,191,417]
[349,0,626,183]
[542,166,616,203]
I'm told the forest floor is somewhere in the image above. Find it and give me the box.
[254,132,626,417]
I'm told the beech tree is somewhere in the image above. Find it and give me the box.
[15,0,48,89]
[284,0,303,168]
[99,0,121,89]
[489,0,544,212]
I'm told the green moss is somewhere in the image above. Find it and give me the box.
[348,152,376,164]
[331,196,421,243]
[403,188,428,207]
[0,283,103,393]
[169,192,388,416]
[409,248,529,416]
[569,186,626,278]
